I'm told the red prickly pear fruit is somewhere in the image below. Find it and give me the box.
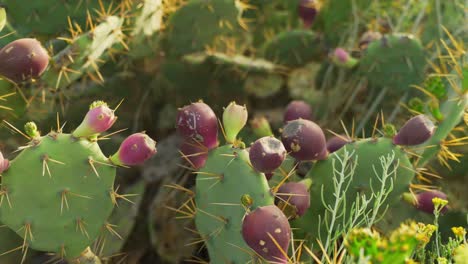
[176,101,218,149]
[281,119,326,161]
[110,132,157,166]
[298,0,318,28]
[249,136,286,173]
[326,135,351,153]
[179,139,208,169]
[284,100,312,123]
[393,115,435,146]
[415,190,448,215]
[275,180,311,217]
[0,38,49,83]
[242,205,291,263]
[0,151,9,173]
[73,101,117,138]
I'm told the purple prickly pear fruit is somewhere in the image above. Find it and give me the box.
[242,205,291,263]
[110,132,157,166]
[359,31,382,50]
[415,190,448,215]
[275,180,311,217]
[73,101,117,138]
[0,38,49,83]
[0,151,9,173]
[281,119,326,161]
[223,102,248,143]
[180,139,208,169]
[393,115,435,146]
[298,0,318,28]
[284,100,312,123]
[327,135,351,153]
[249,136,287,173]
[176,101,218,149]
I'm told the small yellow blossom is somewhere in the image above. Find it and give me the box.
[452,227,467,240]
[437,257,448,264]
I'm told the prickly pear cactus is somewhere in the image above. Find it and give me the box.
[0,101,157,260]
[359,34,427,92]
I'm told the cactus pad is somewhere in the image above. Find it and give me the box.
[359,34,427,92]
[194,144,274,263]
[0,132,116,258]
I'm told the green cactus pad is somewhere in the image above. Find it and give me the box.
[0,133,116,258]
[1,0,106,37]
[194,144,274,263]
[293,137,415,241]
[262,30,324,68]
[162,0,245,58]
[359,34,427,92]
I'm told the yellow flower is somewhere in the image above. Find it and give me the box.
[452,227,467,240]
[453,244,468,264]
[437,257,448,264]
[432,198,448,209]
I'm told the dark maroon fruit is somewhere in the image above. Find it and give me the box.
[326,135,351,153]
[284,100,312,123]
[281,119,326,161]
[242,205,291,263]
[265,172,274,181]
[180,139,208,169]
[415,190,448,215]
[0,38,49,83]
[276,181,310,217]
[176,101,218,149]
[249,136,286,173]
[393,115,435,146]
[298,0,318,28]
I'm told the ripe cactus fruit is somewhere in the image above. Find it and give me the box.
[179,139,208,169]
[110,133,157,166]
[281,119,327,161]
[0,151,9,173]
[249,136,286,173]
[176,101,218,149]
[242,205,291,263]
[0,101,157,259]
[393,115,435,146]
[223,102,248,144]
[326,135,351,153]
[414,190,449,215]
[298,0,319,28]
[72,101,117,138]
[284,100,312,123]
[0,38,49,83]
[275,180,311,218]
